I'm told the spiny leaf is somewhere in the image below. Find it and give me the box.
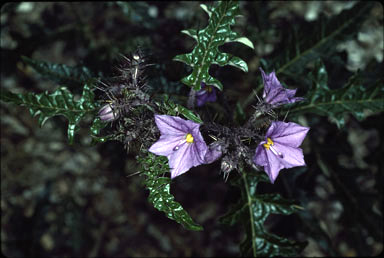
[220,172,306,257]
[89,116,112,144]
[273,1,374,76]
[289,59,384,128]
[137,152,203,231]
[173,1,254,91]
[155,95,203,124]
[0,84,99,144]
[21,56,95,87]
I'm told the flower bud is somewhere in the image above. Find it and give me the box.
[221,155,237,175]
[98,104,118,122]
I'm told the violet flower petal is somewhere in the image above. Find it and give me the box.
[264,149,285,183]
[273,143,305,168]
[260,68,303,106]
[254,144,268,167]
[196,82,217,107]
[190,126,208,162]
[148,135,185,157]
[206,89,217,102]
[204,142,222,164]
[168,142,194,178]
[149,114,209,179]
[266,121,310,148]
[196,92,210,107]
[260,69,281,98]
[154,115,197,136]
[253,121,309,183]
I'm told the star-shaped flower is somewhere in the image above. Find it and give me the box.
[260,68,304,107]
[196,82,217,107]
[253,121,309,183]
[149,115,220,178]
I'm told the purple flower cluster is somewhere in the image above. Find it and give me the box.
[254,68,308,183]
[148,68,309,183]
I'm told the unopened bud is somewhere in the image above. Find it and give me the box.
[221,155,237,175]
[98,104,118,122]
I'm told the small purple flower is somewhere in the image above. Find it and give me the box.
[98,103,118,122]
[253,121,309,183]
[260,68,304,106]
[149,115,221,178]
[196,82,217,107]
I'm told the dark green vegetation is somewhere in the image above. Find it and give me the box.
[1,2,383,257]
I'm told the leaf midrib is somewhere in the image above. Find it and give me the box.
[242,173,257,257]
[276,2,369,75]
[290,97,383,114]
[193,1,230,87]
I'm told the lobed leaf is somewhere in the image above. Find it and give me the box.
[173,1,254,91]
[137,152,203,231]
[289,59,384,128]
[220,172,306,257]
[0,84,99,144]
[155,95,203,124]
[89,116,113,144]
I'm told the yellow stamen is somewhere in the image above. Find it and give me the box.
[206,86,212,93]
[186,133,194,143]
[263,137,274,150]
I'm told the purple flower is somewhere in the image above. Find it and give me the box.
[260,68,304,106]
[196,82,217,107]
[253,121,309,183]
[149,115,221,178]
[98,103,118,122]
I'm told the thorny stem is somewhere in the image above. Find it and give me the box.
[187,88,196,109]
[242,171,257,257]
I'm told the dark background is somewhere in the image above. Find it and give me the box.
[1,2,383,257]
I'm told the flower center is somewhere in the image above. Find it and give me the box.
[263,137,284,158]
[263,137,274,150]
[206,86,212,93]
[185,133,194,143]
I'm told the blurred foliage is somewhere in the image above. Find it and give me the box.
[270,2,375,77]
[288,59,384,128]
[1,1,383,257]
[20,56,96,89]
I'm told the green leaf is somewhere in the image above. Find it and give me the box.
[21,56,95,87]
[155,95,203,124]
[137,152,203,231]
[173,1,254,91]
[289,59,384,128]
[89,116,112,144]
[220,172,306,257]
[0,84,99,144]
[273,2,374,76]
